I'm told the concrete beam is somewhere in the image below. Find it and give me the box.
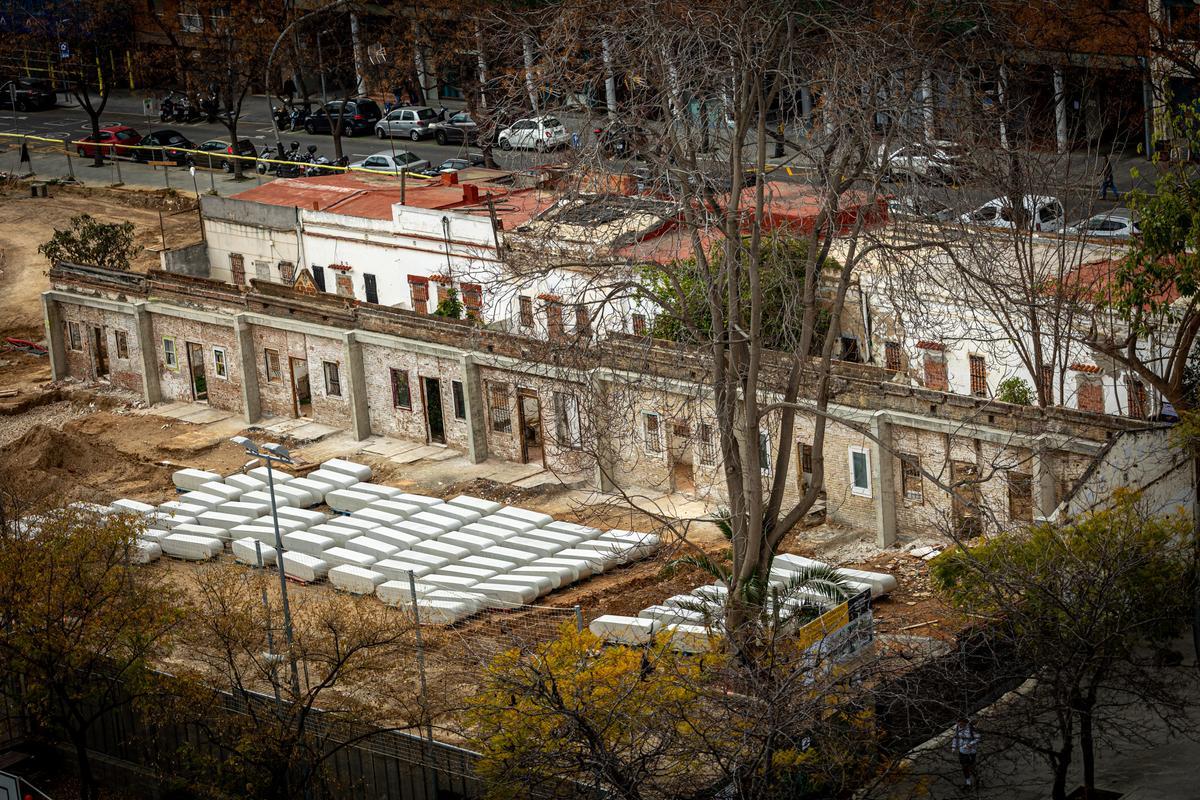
[132,303,161,405]
[234,314,261,424]
[1032,446,1057,520]
[459,354,488,464]
[41,293,66,381]
[870,413,898,548]
[343,331,371,442]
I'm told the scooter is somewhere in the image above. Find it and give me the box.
[159,92,177,122]
[271,105,290,131]
[172,95,201,123]
[287,104,310,131]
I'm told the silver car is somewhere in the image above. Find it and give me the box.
[1066,208,1140,240]
[375,106,439,141]
[349,151,430,174]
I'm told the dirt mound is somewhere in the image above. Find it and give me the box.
[0,420,171,505]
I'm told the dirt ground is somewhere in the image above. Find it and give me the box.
[0,180,200,340]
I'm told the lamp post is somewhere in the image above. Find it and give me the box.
[230,436,302,699]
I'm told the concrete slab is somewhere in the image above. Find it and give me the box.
[390,445,445,465]
[425,447,459,462]
[141,401,192,418]
[179,407,234,425]
[360,437,421,458]
[287,421,339,443]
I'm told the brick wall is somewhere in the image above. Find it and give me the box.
[1077,377,1104,414]
[58,307,143,393]
[151,315,243,412]
[359,344,470,449]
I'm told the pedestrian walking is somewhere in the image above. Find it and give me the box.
[1100,155,1119,200]
[951,717,981,791]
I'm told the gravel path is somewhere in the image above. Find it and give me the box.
[0,400,91,448]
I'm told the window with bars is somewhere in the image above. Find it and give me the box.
[885,341,902,371]
[435,280,452,305]
[575,304,591,338]
[1008,471,1033,522]
[229,253,245,285]
[162,337,177,370]
[900,454,923,504]
[545,298,565,340]
[1126,377,1148,419]
[212,347,228,379]
[969,355,988,397]
[323,361,341,397]
[461,283,483,318]
[489,383,511,433]
[452,380,466,419]
[798,442,814,492]
[643,412,662,453]
[408,276,429,312]
[114,330,129,359]
[632,313,647,335]
[264,348,281,382]
[66,321,82,351]
[390,368,412,409]
[518,296,534,327]
[553,392,582,449]
[699,423,716,466]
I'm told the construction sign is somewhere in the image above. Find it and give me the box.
[796,589,873,665]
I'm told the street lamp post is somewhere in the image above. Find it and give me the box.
[231,436,302,699]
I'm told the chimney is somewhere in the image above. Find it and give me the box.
[311,200,319,211]
[462,183,480,204]
[440,171,459,186]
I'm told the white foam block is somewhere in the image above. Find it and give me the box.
[322,547,377,569]
[172,522,232,542]
[367,499,422,517]
[130,539,162,564]
[309,469,359,491]
[323,516,380,535]
[425,590,487,613]
[460,555,519,574]
[434,505,482,527]
[110,498,156,516]
[493,506,554,527]
[321,458,373,482]
[283,531,336,555]
[351,508,408,528]
[225,474,266,494]
[140,528,170,543]
[460,523,517,544]
[367,528,422,550]
[307,522,361,546]
[437,531,493,555]
[600,530,662,553]
[693,584,729,602]
[410,510,464,532]
[478,514,538,534]
[392,520,447,541]
[545,521,603,539]
[835,567,896,597]
[576,540,648,565]
[520,529,585,548]
[230,524,280,545]
[447,495,502,515]
[471,581,538,606]
[329,565,387,595]
[159,500,207,519]
[440,564,498,582]
[503,536,563,558]
[535,556,591,580]
[282,552,329,583]
[479,545,540,567]
[664,623,720,653]
[287,478,331,504]
[220,499,271,518]
[251,516,308,534]
[155,514,195,531]
[162,532,223,560]
[232,537,277,566]
[394,493,444,510]
[241,489,298,509]
[275,507,328,527]
[386,550,451,572]
[589,615,656,645]
[638,605,709,627]
[556,547,618,572]
[412,540,471,561]
[198,481,242,502]
[414,598,474,624]
[349,482,402,500]
[172,468,222,492]
[197,511,253,531]
[345,536,399,560]
[267,484,316,507]
[512,565,572,589]
[326,489,377,513]
[179,491,226,511]
[374,558,440,580]
[248,466,292,484]
[488,573,555,596]
[422,573,481,591]
[376,579,441,605]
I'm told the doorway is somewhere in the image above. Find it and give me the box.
[516,389,544,466]
[796,441,813,494]
[951,460,982,537]
[668,421,695,494]
[421,376,446,444]
[185,342,207,402]
[92,326,109,378]
[290,357,311,417]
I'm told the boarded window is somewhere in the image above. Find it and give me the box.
[518,295,534,327]
[900,454,923,504]
[461,283,483,318]
[1008,471,1033,522]
[643,412,662,453]
[545,298,565,340]
[575,305,591,337]
[390,368,412,409]
[699,423,716,466]
[1077,376,1103,414]
[334,273,353,298]
[435,280,452,306]
[230,253,245,285]
[264,348,281,382]
[885,341,902,371]
[969,354,988,397]
[553,392,582,449]
[323,361,341,396]
[114,329,129,359]
[452,380,466,419]
[1126,377,1147,419]
[632,313,647,335]
[162,337,177,369]
[364,273,379,304]
[311,265,326,292]
[254,260,270,281]
[212,346,228,379]
[923,355,948,391]
[409,276,429,312]
[489,383,511,433]
[67,321,82,351]
[278,261,295,284]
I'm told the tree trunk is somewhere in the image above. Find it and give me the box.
[1080,700,1096,796]
[87,111,103,168]
[71,729,96,800]
[1051,740,1072,800]
[1192,454,1200,666]
[229,119,244,180]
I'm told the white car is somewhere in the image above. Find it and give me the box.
[349,151,430,174]
[960,195,1065,233]
[1066,208,1140,240]
[875,140,965,183]
[497,116,570,152]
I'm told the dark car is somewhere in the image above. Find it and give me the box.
[0,77,55,111]
[304,99,383,137]
[594,122,650,158]
[134,129,194,165]
[433,112,478,146]
[76,125,142,159]
[188,138,257,172]
[423,154,487,176]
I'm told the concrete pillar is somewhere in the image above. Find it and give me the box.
[459,354,488,464]
[342,331,370,442]
[870,413,897,548]
[602,37,618,119]
[132,302,161,406]
[1032,446,1057,520]
[234,313,260,424]
[41,293,67,381]
[1053,67,1068,154]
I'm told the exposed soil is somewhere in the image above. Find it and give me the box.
[0,181,200,340]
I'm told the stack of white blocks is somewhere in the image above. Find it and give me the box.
[117,458,661,626]
[588,554,894,653]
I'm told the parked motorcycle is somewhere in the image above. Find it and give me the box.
[287,104,310,132]
[199,92,219,124]
[172,95,201,124]
[271,105,290,131]
[158,92,178,122]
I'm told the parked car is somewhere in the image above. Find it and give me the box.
[497,116,569,151]
[305,99,383,137]
[875,140,966,183]
[432,112,479,145]
[1065,208,1140,239]
[886,194,956,222]
[375,106,439,141]
[133,129,194,165]
[187,138,257,172]
[424,154,487,175]
[349,150,430,173]
[75,125,142,159]
[0,77,55,111]
[594,122,650,158]
[959,195,1065,233]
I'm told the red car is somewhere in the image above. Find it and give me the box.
[76,125,142,159]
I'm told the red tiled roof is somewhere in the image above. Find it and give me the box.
[1070,363,1103,374]
[916,340,945,351]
